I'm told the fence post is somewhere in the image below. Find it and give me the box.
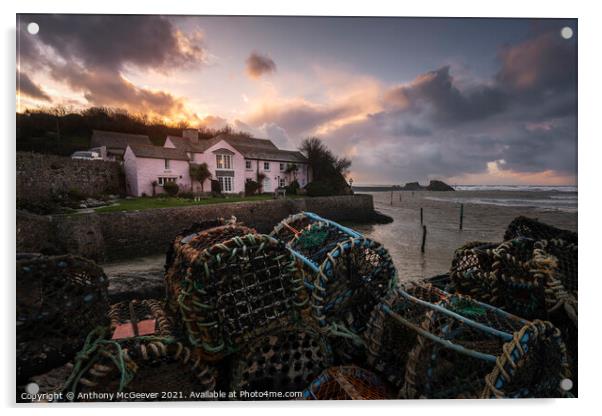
[460,203,464,230]
[421,225,427,253]
[420,207,423,225]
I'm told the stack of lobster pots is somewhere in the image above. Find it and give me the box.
[17,214,577,401]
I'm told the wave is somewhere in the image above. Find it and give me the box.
[452,185,577,192]
[425,196,577,213]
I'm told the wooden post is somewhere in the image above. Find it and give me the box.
[421,225,427,253]
[459,204,464,230]
[420,207,423,225]
[399,192,402,202]
[390,191,393,205]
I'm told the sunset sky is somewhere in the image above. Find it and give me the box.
[16,15,577,186]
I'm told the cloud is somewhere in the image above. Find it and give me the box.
[245,52,276,79]
[384,66,508,125]
[239,29,576,185]
[17,14,205,120]
[17,71,51,101]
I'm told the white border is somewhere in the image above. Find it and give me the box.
[3,0,601,414]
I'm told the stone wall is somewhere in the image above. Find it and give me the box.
[20,194,374,262]
[16,152,124,203]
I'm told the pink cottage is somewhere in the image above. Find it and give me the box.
[117,129,310,196]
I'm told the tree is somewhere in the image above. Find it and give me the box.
[189,163,212,192]
[299,137,352,195]
[257,172,267,193]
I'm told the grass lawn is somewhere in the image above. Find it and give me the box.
[94,194,302,213]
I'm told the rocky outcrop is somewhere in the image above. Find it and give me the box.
[400,180,455,191]
[426,180,455,191]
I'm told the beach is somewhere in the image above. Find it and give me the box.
[354,188,577,281]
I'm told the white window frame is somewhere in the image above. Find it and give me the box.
[217,176,233,193]
[158,177,176,187]
[279,163,285,171]
[216,154,233,170]
[245,160,252,170]
[263,162,270,171]
[279,177,286,188]
[164,159,170,169]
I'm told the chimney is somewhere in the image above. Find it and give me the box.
[182,128,199,144]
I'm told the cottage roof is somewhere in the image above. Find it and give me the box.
[128,144,189,161]
[165,135,208,153]
[91,130,152,152]
[212,134,308,163]
[165,132,308,163]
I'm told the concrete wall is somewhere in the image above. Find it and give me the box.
[17,152,124,202]
[23,194,374,262]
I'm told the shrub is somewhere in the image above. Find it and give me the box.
[163,181,179,196]
[305,180,336,197]
[286,180,300,195]
[210,179,222,196]
[245,179,260,196]
[178,191,194,200]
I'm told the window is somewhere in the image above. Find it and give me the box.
[280,163,285,171]
[158,177,176,186]
[164,159,170,169]
[245,160,252,170]
[217,176,233,192]
[264,162,270,171]
[279,177,286,188]
[216,154,233,169]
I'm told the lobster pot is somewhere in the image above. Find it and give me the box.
[270,212,360,252]
[164,218,231,271]
[16,254,109,382]
[231,327,333,399]
[108,299,176,338]
[363,283,447,388]
[175,234,309,357]
[64,301,218,402]
[402,310,570,398]
[504,216,577,244]
[164,221,256,313]
[303,366,389,400]
[449,241,501,304]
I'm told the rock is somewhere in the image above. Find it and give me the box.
[402,182,423,191]
[426,180,455,191]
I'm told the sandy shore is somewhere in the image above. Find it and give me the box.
[354,190,577,281]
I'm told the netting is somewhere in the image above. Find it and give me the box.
[63,300,218,401]
[504,216,577,244]
[164,217,231,272]
[230,326,333,399]
[451,238,577,323]
[272,212,397,359]
[171,233,309,357]
[364,283,448,388]
[164,220,256,314]
[16,254,109,382]
[397,288,570,398]
[303,366,389,400]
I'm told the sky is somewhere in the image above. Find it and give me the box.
[16,15,577,186]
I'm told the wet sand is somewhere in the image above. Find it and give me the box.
[354,191,577,281]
